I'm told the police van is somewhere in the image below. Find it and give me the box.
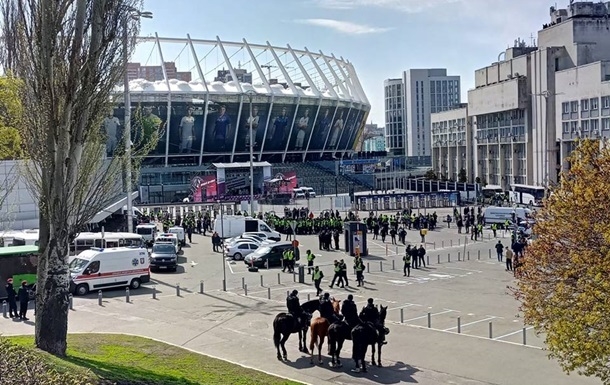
[483,206,532,225]
[213,216,281,241]
[155,233,181,253]
[69,247,150,296]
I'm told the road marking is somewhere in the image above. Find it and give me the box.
[351,293,398,304]
[388,303,423,311]
[443,316,496,331]
[493,326,535,340]
[404,309,456,322]
[227,261,236,275]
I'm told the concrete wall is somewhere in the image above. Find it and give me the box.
[468,78,527,116]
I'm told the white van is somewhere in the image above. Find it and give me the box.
[483,206,532,225]
[69,247,150,296]
[155,233,180,253]
[168,226,186,246]
[301,187,316,198]
[213,216,281,241]
[136,224,158,246]
[292,188,305,199]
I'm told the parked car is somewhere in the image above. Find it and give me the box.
[243,242,295,268]
[150,242,179,272]
[226,241,259,260]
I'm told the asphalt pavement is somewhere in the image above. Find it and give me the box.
[0,209,601,385]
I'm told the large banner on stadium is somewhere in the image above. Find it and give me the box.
[191,175,217,202]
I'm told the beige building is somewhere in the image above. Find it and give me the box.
[431,104,474,181]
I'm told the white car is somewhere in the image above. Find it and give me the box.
[227,238,274,249]
[226,241,259,260]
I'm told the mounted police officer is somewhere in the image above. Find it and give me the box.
[319,292,342,324]
[360,298,387,345]
[341,294,358,327]
[286,289,305,327]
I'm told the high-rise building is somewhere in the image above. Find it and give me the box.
[466,1,610,189]
[384,69,461,162]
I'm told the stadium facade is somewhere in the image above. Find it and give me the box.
[110,36,371,167]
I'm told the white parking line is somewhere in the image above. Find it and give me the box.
[443,316,496,331]
[388,303,423,311]
[493,326,535,340]
[404,309,456,322]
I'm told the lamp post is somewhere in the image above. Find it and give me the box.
[245,90,257,216]
[219,199,227,291]
[123,7,153,233]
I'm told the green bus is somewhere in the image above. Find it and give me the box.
[0,245,39,299]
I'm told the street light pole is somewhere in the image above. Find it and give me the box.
[245,90,256,216]
[123,8,152,233]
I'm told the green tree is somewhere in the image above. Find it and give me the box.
[0,76,23,159]
[424,169,438,180]
[458,168,468,183]
[1,0,148,356]
[514,139,610,384]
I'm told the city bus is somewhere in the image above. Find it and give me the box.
[509,184,546,207]
[0,245,39,299]
[72,232,144,254]
[11,229,40,246]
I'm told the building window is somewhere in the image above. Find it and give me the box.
[562,122,569,133]
[591,97,599,110]
[602,118,610,131]
[570,121,578,132]
[581,99,589,111]
[570,101,578,112]
[591,119,599,133]
[582,120,590,132]
[562,102,569,114]
[603,96,610,109]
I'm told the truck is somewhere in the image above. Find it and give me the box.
[213,215,281,241]
[483,206,532,225]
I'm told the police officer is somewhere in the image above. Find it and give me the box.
[360,298,380,323]
[306,249,315,274]
[17,280,30,321]
[319,292,341,324]
[312,266,324,296]
[5,278,18,318]
[286,289,304,326]
[329,260,344,288]
[403,251,411,277]
[339,259,349,287]
[354,256,365,287]
[341,294,358,326]
[282,249,291,272]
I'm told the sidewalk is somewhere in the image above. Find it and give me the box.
[1,289,599,385]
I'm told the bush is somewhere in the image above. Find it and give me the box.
[0,338,95,385]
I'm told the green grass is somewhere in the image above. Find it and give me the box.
[7,334,302,385]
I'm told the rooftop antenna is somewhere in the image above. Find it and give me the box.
[530,33,535,46]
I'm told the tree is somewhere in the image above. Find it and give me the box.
[0,0,153,356]
[458,168,468,183]
[0,76,23,160]
[513,139,610,384]
[424,169,438,180]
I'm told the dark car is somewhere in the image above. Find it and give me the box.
[150,242,178,272]
[243,242,295,268]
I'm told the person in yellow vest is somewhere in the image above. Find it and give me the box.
[329,260,344,288]
[491,223,497,238]
[306,250,315,274]
[312,266,324,296]
[282,249,290,273]
[354,256,365,287]
[286,249,295,273]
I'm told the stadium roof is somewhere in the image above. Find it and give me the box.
[213,162,272,169]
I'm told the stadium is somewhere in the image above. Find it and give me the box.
[112,35,374,204]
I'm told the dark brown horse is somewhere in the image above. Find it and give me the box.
[309,298,341,365]
[351,305,389,372]
[273,299,319,361]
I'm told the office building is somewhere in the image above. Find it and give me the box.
[431,104,474,181]
[384,69,461,161]
[127,62,192,82]
[468,1,610,188]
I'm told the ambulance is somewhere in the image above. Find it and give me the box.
[69,247,150,296]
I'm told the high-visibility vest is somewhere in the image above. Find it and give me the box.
[307,253,315,262]
[403,255,411,263]
[334,264,341,273]
[355,261,364,272]
[286,251,294,261]
[313,270,323,280]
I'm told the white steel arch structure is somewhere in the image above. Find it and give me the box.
[117,35,370,166]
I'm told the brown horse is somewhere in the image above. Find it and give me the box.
[309,298,341,365]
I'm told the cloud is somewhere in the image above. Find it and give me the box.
[295,19,392,35]
[312,0,461,13]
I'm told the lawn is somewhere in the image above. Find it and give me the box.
[7,334,302,385]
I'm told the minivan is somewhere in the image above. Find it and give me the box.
[243,242,297,268]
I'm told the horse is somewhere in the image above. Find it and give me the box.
[273,299,319,361]
[309,298,341,365]
[351,305,389,372]
[327,314,357,368]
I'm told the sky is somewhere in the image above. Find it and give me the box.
[138,0,554,125]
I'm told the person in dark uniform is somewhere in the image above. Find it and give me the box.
[286,289,305,327]
[17,280,30,321]
[360,298,387,345]
[341,294,359,327]
[319,292,341,324]
[5,278,18,318]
